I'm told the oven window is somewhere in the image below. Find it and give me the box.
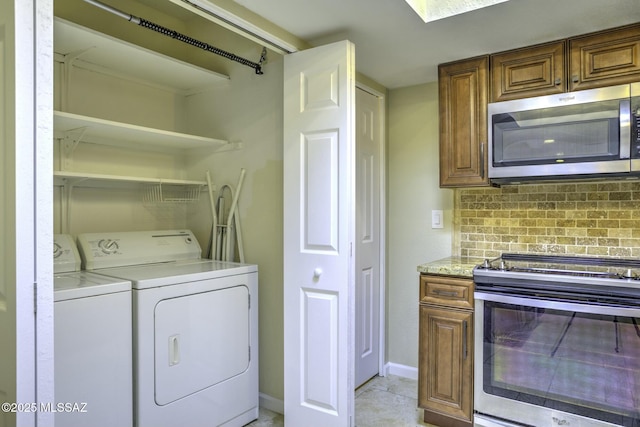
[482,301,640,425]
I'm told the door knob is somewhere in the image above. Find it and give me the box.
[313,268,323,279]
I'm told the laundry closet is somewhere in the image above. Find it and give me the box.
[53,0,282,246]
[52,0,287,424]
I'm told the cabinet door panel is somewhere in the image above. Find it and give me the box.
[569,23,640,91]
[418,305,473,422]
[491,41,565,101]
[439,57,488,188]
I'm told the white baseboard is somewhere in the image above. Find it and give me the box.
[259,362,418,416]
[259,392,284,415]
[384,362,418,380]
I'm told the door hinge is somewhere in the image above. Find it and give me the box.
[33,282,37,313]
[248,346,251,362]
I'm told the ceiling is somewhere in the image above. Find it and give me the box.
[232,0,640,89]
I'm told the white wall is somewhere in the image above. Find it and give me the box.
[387,82,454,368]
[185,57,286,402]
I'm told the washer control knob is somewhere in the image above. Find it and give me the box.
[53,242,63,258]
[98,239,119,254]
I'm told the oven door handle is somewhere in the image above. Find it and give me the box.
[474,291,640,317]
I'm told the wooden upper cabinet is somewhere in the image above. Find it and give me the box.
[439,56,489,188]
[491,41,566,101]
[437,23,640,188]
[569,23,640,91]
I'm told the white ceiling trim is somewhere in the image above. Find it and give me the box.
[171,0,300,54]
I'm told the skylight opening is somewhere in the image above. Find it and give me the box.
[404,0,510,23]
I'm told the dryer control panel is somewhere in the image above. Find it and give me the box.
[77,230,201,270]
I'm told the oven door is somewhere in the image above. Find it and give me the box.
[474,292,640,427]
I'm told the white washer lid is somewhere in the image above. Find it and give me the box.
[54,271,131,301]
[96,260,257,289]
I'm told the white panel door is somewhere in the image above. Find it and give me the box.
[0,1,54,427]
[354,88,382,388]
[283,40,356,427]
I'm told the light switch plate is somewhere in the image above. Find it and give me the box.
[431,210,443,229]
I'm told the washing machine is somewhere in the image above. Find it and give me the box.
[76,230,259,427]
[53,234,133,427]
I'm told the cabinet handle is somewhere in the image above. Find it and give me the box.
[572,75,579,83]
[554,78,561,86]
[462,320,468,360]
[432,289,458,297]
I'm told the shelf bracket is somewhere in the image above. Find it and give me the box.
[59,127,88,171]
[58,176,89,234]
[214,140,244,153]
[60,47,95,111]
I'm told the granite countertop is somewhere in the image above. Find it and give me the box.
[416,256,484,278]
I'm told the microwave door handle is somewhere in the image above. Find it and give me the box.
[620,99,631,159]
[480,142,485,178]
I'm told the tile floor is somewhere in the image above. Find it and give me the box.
[246,375,438,427]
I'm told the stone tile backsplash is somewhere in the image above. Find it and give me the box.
[453,181,640,259]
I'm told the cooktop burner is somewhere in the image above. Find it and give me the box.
[475,253,640,280]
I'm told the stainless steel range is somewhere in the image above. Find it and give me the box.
[473,253,640,427]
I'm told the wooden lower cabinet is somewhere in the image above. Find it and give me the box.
[418,275,473,427]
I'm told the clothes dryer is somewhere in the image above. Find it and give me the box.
[53,234,132,427]
[76,230,258,427]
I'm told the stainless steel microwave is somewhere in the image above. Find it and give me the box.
[488,83,640,184]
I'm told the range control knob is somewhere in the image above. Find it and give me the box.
[622,268,637,279]
[499,260,507,271]
[481,259,491,269]
[98,239,119,254]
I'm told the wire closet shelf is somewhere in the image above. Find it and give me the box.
[143,182,203,205]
